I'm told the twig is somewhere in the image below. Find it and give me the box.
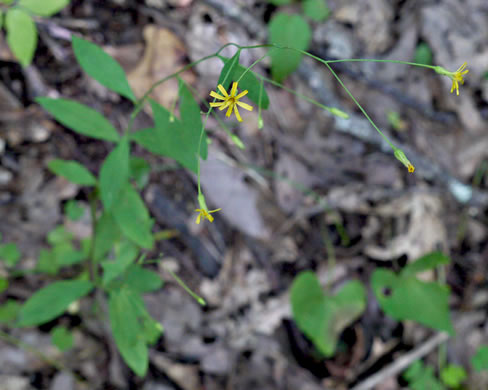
[350,332,450,390]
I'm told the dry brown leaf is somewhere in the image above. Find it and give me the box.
[365,193,447,261]
[127,25,195,110]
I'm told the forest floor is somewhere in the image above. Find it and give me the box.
[1,0,488,389]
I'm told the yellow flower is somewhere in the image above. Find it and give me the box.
[195,208,222,224]
[434,62,469,96]
[209,82,253,122]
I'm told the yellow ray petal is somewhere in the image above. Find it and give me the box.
[235,90,249,99]
[234,105,242,122]
[219,100,232,111]
[217,84,229,97]
[236,101,253,111]
[230,82,238,97]
[210,102,224,107]
[210,91,226,100]
[226,104,234,117]
[196,213,202,224]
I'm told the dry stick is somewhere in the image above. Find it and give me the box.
[350,332,450,390]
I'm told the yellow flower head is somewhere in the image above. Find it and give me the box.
[434,62,469,96]
[209,82,253,122]
[195,208,222,224]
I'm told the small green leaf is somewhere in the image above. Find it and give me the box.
[404,360,445,390]
[0,277,8,293]
[109,287,149,376]
[0,243,21,267]
[93,212,120,261]
[52,241,85,266]
[401,251,450,278]
[268,0,292,4]
[0,299,21,324]
[5,8,37,67]
[440,364,466,387]
[18,0,70,17]
[217,51,241,87]
[290,271,366,356]
[130,157,150,189]
[47,226,73,245]
[179,79,207,160]
[36,98,119,142]
[472,345,488,372]
[124,265,162,293]
[18,280,94,326]
[64,200,85,221]
[132,97,206,173]
[372,269,454,335]
[99,135,130,210]
[48,159,96,186]
[72,36,136,102]
[303,0,330,22]
[102,241,139,286]
[218,55,270,109]
[112,184,153,249]
[51,325,74,352]
[268,13,311,82]
[37,248,58,275]
[414,42,433,66]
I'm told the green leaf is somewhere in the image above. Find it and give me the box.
[51,325,74,352]
[0,243,21,267]
[218,56,270,109]
[268,0,292,4]
[372,269,454,335]
[52,242,85,266]
[440,364,466,387]
[18,0,70,17]
[179,79,207,160]
[472,346,488,372]
[109,286,148,376]
[37,248,58,275]
[414,42,433,66]
[290,271,366,356]
[130,157,150,189]
[132,97,206,173]
[268,13,311,82]
[72,36,136,102]
[124,265,162,293]
[64,200,85,221]
[48,159,96,186]
[401,251,450,278]
[18,280,94,326]
[0,277,8,293]
[112,184,153,249]
[102,241,139,286]
[404,360,445,390]
[5,8,37,67]
[303,0,330,22]
[99,135,130,210]
[47,226,73,245]
[93,212,120,261]
[36,98,119,142]
[0,299,21,324]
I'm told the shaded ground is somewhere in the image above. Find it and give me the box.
[1,0,488,389]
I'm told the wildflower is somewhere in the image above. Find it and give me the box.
[434,62,469,96]
[209,82,253,122]
[195,208,222,224]
[394,148,415,173]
